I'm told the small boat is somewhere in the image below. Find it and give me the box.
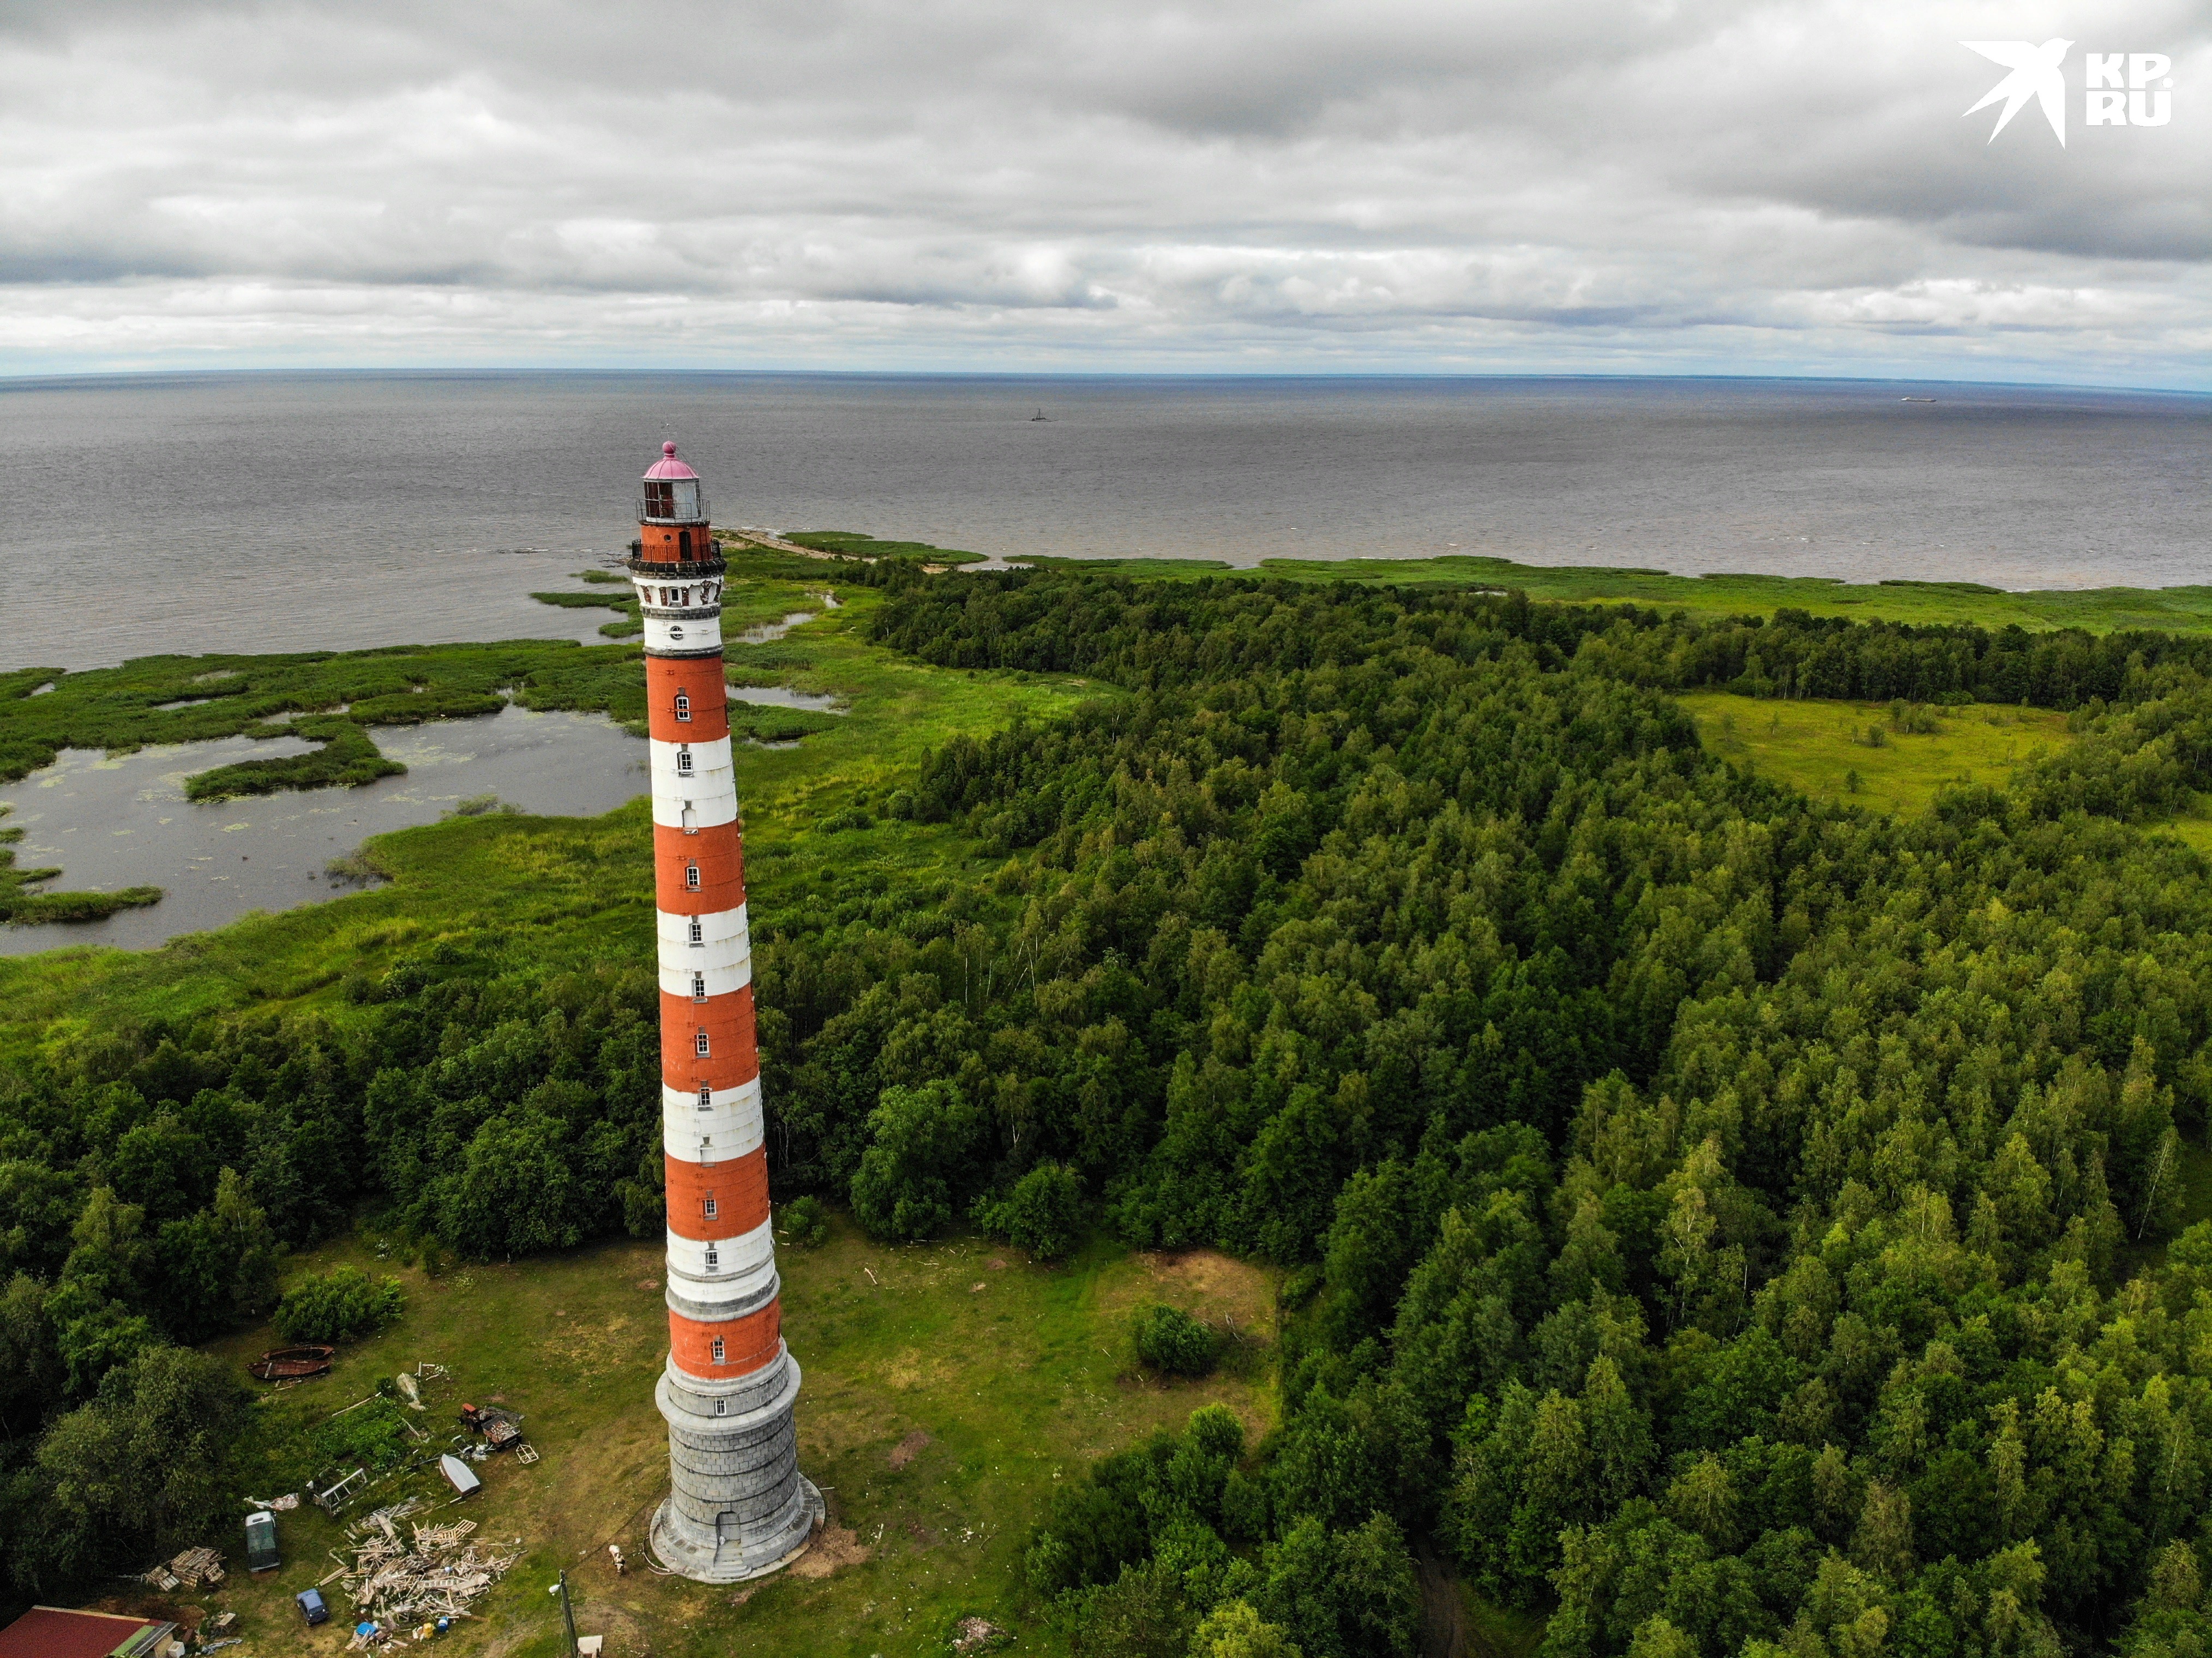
[1030,408,1049,421]
[248,1345,336,1383]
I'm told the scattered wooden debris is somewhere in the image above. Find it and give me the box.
[140,1543,227,1591]
[168,1546,226,1588]
[333,1498,520,1636]
[514,1443,540,1465]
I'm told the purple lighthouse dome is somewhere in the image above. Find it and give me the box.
[639,442,710,529]
[644,440,700,482]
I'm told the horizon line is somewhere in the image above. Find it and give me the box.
[3,365,2209,399]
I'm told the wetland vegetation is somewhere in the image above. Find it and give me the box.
[7,552,2212,1658]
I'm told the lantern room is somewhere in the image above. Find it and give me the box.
[640,442,711,525]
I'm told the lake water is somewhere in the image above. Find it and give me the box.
[0,704,645,956]
[3,371,2208,674]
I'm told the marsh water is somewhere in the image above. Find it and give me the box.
[0,705,645,956]
[726,686,846,713]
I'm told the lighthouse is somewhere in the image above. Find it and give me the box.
[634,441,822,1582]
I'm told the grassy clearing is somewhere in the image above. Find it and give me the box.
[1675,690,2212,851]
[100,1218,1275,1658]
[1675,692,2075,817]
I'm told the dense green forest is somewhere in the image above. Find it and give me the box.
[9,568,2212,1658]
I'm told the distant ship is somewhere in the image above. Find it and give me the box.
[1900,396,1938,403]
[1031,408,1050,421]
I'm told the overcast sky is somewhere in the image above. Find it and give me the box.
[1,0,2205,385]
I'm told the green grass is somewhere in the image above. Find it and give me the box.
[141,1218,1276,1658]
[1675,690,2212,851]
[1676,692,2075,817]
[783,531,989,566]
[185,714,416,801]
[530,589,635,611]
[1461,1590,1549,1658]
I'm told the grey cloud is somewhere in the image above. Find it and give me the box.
[0,0,2205,381]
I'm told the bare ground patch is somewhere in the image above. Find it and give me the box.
[789,1523,871,1581]
[1104,1248,1278,1339]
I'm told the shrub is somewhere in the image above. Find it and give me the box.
[850,1081,985,1242]
[1134,1302,1219,1377]
[976,1163,1082,1260]
[272,1265,405,1344]
[782,1195,831,1248]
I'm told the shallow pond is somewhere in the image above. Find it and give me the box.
[0,704,647,956]
[726,685,847,714]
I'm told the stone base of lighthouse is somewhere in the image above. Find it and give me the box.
[648,1347,824,1583]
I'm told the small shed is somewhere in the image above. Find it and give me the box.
[438,1453,482,1498]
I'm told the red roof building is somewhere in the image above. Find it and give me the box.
[0,1606,177,1658]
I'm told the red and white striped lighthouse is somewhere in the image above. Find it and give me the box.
[634,442,821,1582]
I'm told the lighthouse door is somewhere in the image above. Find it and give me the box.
[716,1511,738,1561]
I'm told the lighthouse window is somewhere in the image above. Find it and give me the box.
[674,692,691,722]
[705,1245,719,1269]
[704,1194,718,1220]
[692,972,707,1000]
[712,1336,725,1362]
[714,1398,728,1417]
[677,747,694,776]
[698,1082,712,1108]
[695,1030,710,1056]
[685,864,700,890]
[645,479,675,518]
[688,917,704,945]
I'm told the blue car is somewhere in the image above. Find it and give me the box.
[297,1588,329,1626]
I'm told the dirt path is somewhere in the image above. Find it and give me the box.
[1418,1548,1468,1658]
